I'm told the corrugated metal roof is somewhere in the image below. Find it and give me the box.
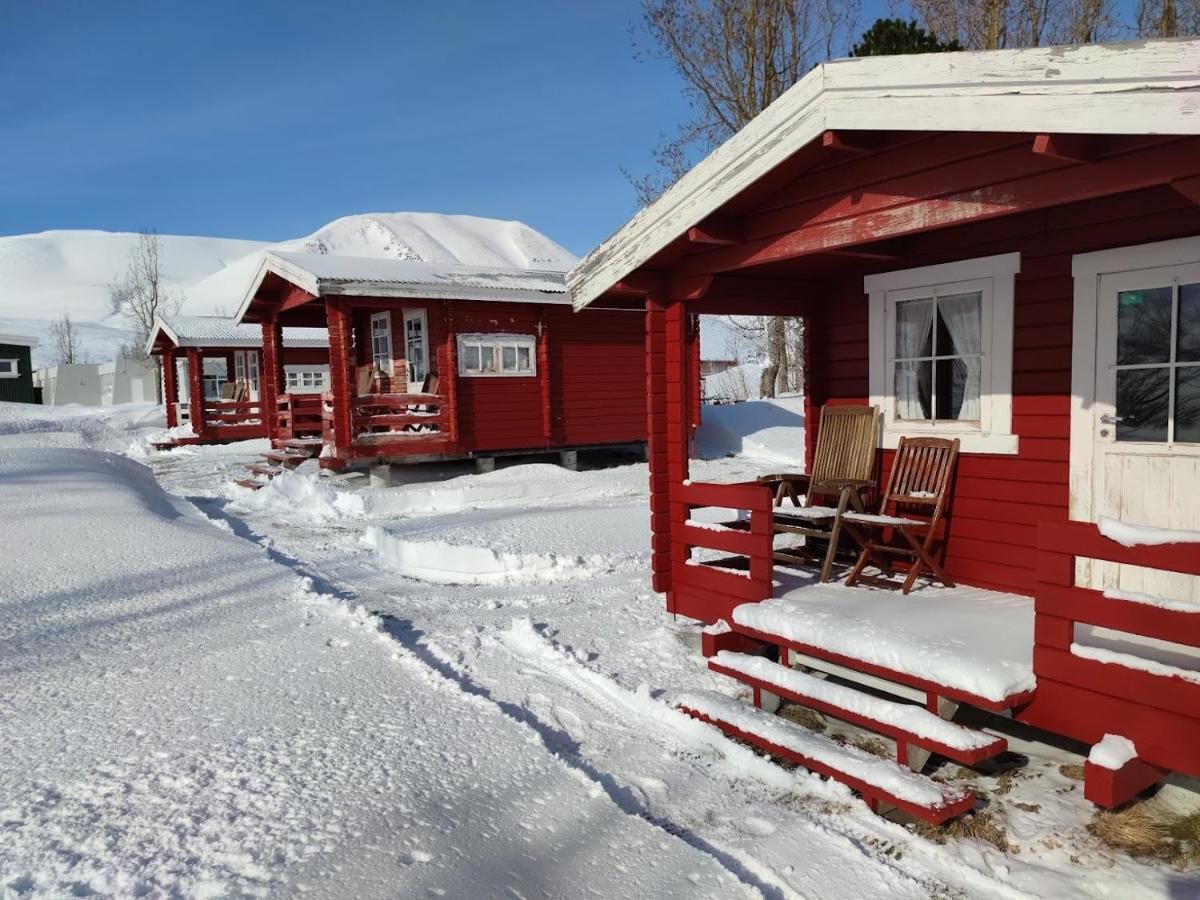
[158,315,327,349]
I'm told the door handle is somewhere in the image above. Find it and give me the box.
[1099,414,1125,425]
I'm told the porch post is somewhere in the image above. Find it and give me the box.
[186,348,206,436]
[162,347,178,428]
[802,307,826,473]
[326,300,355,459]
[260,318,284,442]
[687,312,702,455]
[647,295,688,601]
[443,304,458,446]
[538,308,552,445]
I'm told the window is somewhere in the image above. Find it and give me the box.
[404,309,429,385]
[284,366,330,393]
[867,253,1019,454]
[457,334,537,377]
[203,375,226,400]
[0,359,18,379]
[370,312,393,374]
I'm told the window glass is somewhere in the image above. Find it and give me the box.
[464,345,480,371]
[481,346,495,372]
[1176,367,1200,443]
[517,346,531,370]
[0,359,15,375]
[1117,286,1173,365]
[893,292,982,424]
[1180,283,1200,363]
[501,346,517,371]
[1116,367,1170,442]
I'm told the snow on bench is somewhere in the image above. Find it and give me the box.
[842,511,923,527]
[1070,642,1200,685]
[684,518,736,532]
[677,691,972,817]
[1102,586,1200,614]
[709,651,1004,761]
[775,506,840,520]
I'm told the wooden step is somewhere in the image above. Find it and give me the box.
[709,651,1007,766]
[260,450,311,467]
[679,691,974,824]
[283,438,324,451]
[246,464,282,478]
[233,478,265,491]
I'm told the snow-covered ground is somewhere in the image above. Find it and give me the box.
[2,399,1197,898]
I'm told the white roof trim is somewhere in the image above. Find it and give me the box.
[568,38,1200,311]
[234,251,570,322]
[0,332,40,348]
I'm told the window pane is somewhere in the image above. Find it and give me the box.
[935,357,981,422]
[0,360,13,374]
[481,346,495,371]
[1117,286,1173,365]
[517,346,531,370]
[502,346,517,370]
[1177,366,1200,443]
[936,292,982,357]
[1179,283,1200,363]
[894,360,932,420]
[1116,367,1169,442]
[464,345,480,370]
[895,298,933,359]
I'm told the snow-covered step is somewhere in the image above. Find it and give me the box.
[261,450,312,467]
[246,463,283,479]
[233,478,265,491]
[678,691,974,824]
[708,651,1006,765]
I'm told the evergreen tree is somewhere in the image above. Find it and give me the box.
[850,18,962,56]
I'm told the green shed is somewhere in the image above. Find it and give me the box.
[0,332,40,404]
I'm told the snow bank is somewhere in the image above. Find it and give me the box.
[1098,515,1200,548]
[232,467,367,520]
[1088,734,1138,770]
[0,400,165,453]
[695,396,806,466]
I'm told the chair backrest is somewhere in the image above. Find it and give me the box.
[808,404,879,497]
[232,382,248,402]
[878,437,960,518]
[356,366,377,396]
[422,372,439,395]
[219,382,237,400]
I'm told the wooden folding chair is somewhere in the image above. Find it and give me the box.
[219,382,237,400]
[758,404,879,583]
[842,436,960,594]
[356,366,380,396]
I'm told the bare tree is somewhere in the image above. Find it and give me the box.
[110,230,180,403]
[49,308,82,365]
[905,0,1120,48]
[632,0,857,396]
[1137,0,1200,35]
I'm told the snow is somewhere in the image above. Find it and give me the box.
[1089,734,1139,770]
[678,691,963,808]
[1103,586,1200,613]
[711,651,998,752]
[1071,642,1200,685]
[695,395,806,466]
[2,400,1196,897]
[733,584,1037,702]
[842,511,923,527]
[1098,515,1200,547]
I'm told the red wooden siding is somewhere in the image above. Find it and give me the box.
[804,187,1200,596]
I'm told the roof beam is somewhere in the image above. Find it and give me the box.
[821,130,882,155]
[1171,174,1200,207]
[686,217,744,246]
[674,139,1200,278]
[612,271,669,296]
[1032,133,1104,164]
[279,286,319,312]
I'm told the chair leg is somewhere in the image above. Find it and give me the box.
[819,488,852,583]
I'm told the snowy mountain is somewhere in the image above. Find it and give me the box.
[0,214,576,368]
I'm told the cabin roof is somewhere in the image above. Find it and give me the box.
[235,251,571,323]
[146,315,327,355]
[567,38,1200,311]
[0,332,39,348]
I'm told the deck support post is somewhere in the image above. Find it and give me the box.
[475,456,496,474]
[260,318,284,444]
[326,301,354,460]
[559,449,578,471]
[186,348,205,437]
[162,347,178,429]
[369,463,393,489]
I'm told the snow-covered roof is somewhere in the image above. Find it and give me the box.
[235,251,571,322]
[0,331,39,348]
[569,38,1200,310]
[146,314,327,355]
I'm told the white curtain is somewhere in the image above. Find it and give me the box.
[895,299,933,420]
[939,292,983,421]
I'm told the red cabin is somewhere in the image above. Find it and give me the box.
[235,250,680,469]
[569,40,1200,822]
[147,315,329,445]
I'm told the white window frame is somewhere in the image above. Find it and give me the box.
[283,365,330,393]
[403,308,429,386]
[456,333,538,377]
[370,311,393,375]
[866,252,1020,455]
[0,358,19,379]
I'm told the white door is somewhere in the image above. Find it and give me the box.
[370,311,393,379]
[247,351,260,400]
[1087,261,1200,602]
[404,309,429,392]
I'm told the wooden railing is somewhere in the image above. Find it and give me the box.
[670,480,775,623]
[201,399,265,430]
[1032,519,1200,784]
[276,393,324,439]
[321,392,452,444]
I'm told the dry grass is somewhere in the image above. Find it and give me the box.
[913,810,1011,853]
[1014,802,1041,813]
[1059,763,1086,782]
[1089,805,1200,870]
[778,703,827,733]
[852,736,890,758]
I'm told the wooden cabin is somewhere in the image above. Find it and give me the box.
[0,332,40,404]
[146,315,329,444]
[568,40,1200,822]
[234,251,677,469]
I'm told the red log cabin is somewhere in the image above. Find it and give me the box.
[569,40,1200,822]
[147,315,330,445]
[234,250,684,468]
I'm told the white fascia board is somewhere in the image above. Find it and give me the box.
[233,253,321,324]
[144,318,179,357]
[567,38,1200,311]
[319,281,573,305]
[0,332,40,348]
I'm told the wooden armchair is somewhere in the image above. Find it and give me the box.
[759,403,879,582]
[842,436,960,594]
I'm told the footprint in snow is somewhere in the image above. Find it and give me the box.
[740,816,777,836]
